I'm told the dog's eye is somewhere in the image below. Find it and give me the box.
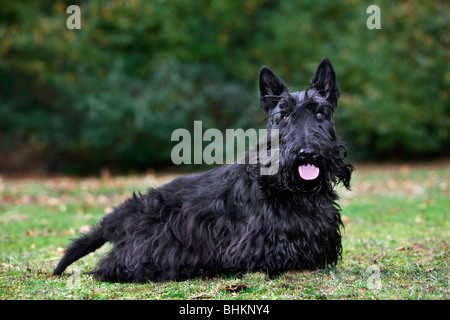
[316,113,324,120]
[283,116,290,123]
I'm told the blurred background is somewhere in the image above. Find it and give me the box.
[0,0,448,175]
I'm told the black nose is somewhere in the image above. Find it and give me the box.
[299,148,318,163]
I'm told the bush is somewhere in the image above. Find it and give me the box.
[0,1,447,173]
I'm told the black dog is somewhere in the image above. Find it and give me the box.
[54,58,353,282]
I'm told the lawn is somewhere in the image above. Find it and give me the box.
[0,162,448,300]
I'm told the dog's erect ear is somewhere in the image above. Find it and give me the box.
[310,58,340,107]
[259,66,288,114]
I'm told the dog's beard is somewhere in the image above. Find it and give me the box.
[246,136,352,193]
[264,151,323,193]
[265,145,351,194]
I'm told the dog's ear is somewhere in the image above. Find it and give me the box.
[259,66,288,114]
[310,58,340,107]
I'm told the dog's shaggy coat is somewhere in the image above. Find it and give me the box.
[54,58,353,282]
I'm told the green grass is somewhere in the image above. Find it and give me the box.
[1,163,449,300]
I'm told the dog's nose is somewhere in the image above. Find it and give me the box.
[299,148,318,163]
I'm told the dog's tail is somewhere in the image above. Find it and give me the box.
[53,225,106,276]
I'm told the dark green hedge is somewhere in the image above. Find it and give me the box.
[0,1,448,173]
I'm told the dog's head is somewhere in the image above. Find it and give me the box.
[258,58,353,192]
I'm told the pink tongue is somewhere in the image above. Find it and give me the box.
[299,164,320,180]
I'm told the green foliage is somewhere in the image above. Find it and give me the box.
[0,1,448,173]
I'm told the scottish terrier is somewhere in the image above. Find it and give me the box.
[53,58,353,282]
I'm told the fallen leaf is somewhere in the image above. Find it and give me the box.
[42,227,52,237]
[104,206,113,214]
[101,167,111,179]
[386,179,396,190]
[341,215,350,225]
[79,225,91,234]
[399,165,411,175]
[46,197,59,206]
[222,281,248,292]
[26,230,37,237]
[2,194,12,203]
[415,215,423,224]
[395,247,406,251]
[191,293,214,300]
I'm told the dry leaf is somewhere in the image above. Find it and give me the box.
[191,293,214,300]
[222,281,248,292]
[26,230,37,237]
[415,215,423,224]
[104,206,113,214]
[101,167,111,179]
[79,225,91,234]
[399,165,411,175]
[341,215,350,225]
[359,286,368,292]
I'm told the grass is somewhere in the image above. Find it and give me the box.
[0,162,449,300]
